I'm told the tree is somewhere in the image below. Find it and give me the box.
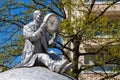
[0,0,120,79]
[59,0,120,79]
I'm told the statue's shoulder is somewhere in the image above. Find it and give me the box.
[24,21,35,28]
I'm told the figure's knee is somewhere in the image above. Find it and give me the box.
[37,53,49,61]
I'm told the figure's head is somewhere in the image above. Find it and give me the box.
[33,10,43,22]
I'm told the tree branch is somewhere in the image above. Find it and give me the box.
[0,28,21,45]
[32,0,66,18]
[0,19,23,28]
[94,0,120,21]
[100,71,120,80]
[87,0,96,15]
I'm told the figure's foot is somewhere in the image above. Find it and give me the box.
[51,60,73,73]
[59,62,73,73]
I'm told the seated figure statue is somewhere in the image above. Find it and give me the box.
[15,10,72,73]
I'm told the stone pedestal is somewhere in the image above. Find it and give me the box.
[0,67,76,80]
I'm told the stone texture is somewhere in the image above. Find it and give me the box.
[0,67,76,80]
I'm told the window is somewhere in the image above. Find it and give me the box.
[93,65,118,73]
[84,54,119,73]
[83,49,119,73]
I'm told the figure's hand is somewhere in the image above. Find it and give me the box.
[40,22,47,30]
[49,38,56,47]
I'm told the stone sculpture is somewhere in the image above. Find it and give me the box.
[15,10,73,73]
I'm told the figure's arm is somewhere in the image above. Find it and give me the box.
[23,23,46,41]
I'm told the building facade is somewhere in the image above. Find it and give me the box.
[64,0,120,80]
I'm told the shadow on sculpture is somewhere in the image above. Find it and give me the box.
[15,10,73,73]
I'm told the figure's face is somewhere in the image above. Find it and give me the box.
[33,10,43,22]
[36,14,42,22]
